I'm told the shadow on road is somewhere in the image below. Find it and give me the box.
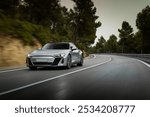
[27,64,80,71]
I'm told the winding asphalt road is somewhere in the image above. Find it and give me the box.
[0,54,150,100]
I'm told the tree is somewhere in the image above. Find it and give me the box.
[0,0,20,17]
[71,0,101,49]
[133,31,142,53]
[106,35,118,53]
[95,36,106,53]
[136,5,150,53]
[0,0,101,52]
[22,0,73,42]
[24,0,62,28]
[118,21,134,53]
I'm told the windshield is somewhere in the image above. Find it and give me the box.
[42,43,70,49]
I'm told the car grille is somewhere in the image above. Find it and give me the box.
[30,57,62,66]
[33,62,53,65]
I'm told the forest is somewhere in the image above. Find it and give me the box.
[91,6,150,54]
[0,0,150,53]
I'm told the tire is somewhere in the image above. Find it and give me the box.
[77,55,83,66]
[66,55,72,69]
[29,66,37,70]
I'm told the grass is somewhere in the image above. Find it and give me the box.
[0,12,53,45]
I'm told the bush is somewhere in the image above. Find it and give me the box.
[0,12,52,45]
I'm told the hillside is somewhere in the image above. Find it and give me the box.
[0,34,41,67]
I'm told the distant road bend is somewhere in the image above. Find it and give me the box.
[0,54,150,100]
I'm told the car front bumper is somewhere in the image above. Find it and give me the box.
[26,56,68,67]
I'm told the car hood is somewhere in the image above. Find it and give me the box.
[29,49,70,56]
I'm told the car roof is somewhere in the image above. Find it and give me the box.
[47,42,73,45]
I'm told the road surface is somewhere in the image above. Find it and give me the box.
[0,55,150,100]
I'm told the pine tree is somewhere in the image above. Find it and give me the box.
[136,5,150,53]
[71,0,101,49]
[106,35,118,53]
[118,21,134,53]
[95,36,106,53]
[0,0,20,17]
[24,0,62,28]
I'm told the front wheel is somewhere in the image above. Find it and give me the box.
[77,55,83,66]
[66,55,72,69]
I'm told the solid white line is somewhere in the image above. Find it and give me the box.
[136,59,150,68]
[0,68,27,74]
[0,57,112,96]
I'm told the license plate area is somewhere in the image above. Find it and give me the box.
[32,57,54,63]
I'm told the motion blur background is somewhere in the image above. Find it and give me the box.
[0,0,150,67]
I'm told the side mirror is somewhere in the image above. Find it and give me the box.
[71,46,76,51]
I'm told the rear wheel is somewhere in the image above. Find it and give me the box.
[29,66,37,70]
[66,55,72,69]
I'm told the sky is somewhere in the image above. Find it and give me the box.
[61,0,150,45]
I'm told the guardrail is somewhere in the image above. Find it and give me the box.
[101,53,150,64]
[117,53,150,58]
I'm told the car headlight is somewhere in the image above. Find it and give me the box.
[60,53,66,57]
[27,54,31,57]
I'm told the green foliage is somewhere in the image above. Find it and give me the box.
[0,13,52,45]
[0,0,101,52]
[95,36,106,53]
[71,0,101,49]
[0,0,20,18]
[23,0,61,26]
[90,35,119,53]
[33,26,52,44]
[18,0,74,45]
[133,31,142,53]
[86,5,150,54]
[136,5,150,53]
[118,21,133,39]
[136,6,150,31]
[1,0,149,54]
[106,35,118,53]
[118,21,134,53]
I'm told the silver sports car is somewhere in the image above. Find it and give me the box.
[26,42,83,70]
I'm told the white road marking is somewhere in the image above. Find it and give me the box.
[0,68,27,74]
[0,55,96,74]
[136,59,150,68]
[0,56,112,96]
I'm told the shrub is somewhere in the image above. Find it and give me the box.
[0,13,52,45]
